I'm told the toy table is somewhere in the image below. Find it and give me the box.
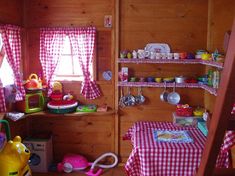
[123,121,234,176]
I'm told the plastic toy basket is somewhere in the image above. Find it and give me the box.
[176,107,193,117]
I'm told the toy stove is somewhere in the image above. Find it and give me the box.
[23,135,53,173]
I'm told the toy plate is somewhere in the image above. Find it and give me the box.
[145,43,170,53]
[153,130,193,143]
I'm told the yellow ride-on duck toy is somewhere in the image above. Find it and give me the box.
[0,119,32,176]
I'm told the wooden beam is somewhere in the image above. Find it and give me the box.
[114,0,120,155]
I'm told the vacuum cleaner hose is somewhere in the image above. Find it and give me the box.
[90,152,118,170]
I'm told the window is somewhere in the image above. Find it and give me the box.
[0,33,14,87]
[54,36,95,81]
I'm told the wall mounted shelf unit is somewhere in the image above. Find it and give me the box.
[118,82,218,96]
[118,58,224,69]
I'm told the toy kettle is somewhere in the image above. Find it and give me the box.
[24,73,42,90]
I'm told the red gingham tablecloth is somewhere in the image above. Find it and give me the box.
[123,121,235,176]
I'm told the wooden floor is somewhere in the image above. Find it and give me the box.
[33,166,126,176]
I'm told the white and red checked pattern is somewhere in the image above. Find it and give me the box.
[0,80,6,112]
[0,25,25,101]
[68,27,101,99]
[216,130,235,168]
[124,121,233,176]
[40,28,65,96]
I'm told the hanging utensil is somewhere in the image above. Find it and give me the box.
[124,87,135,106]
[160,82,169,102]
[167,82,181,105]
[135,87,145,105]
[119,87,126,107]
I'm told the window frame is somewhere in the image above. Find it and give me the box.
[53,35,97,82]
[0,32,15,87]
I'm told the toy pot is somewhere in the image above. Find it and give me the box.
[175,76,187,83]
[167,83,180,105]
[160,83,169,102]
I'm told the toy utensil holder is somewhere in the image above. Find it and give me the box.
[0,120,11,141]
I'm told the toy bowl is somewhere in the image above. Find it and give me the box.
[163,77,175,83]
[176,106,193,117]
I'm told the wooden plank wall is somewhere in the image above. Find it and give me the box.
[0,0,23,25]
[23,0,116,162]
[119,0,208,162]
[205,0,235,112]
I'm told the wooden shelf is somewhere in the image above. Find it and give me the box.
[118,58,224,69]
[118,82,218,96]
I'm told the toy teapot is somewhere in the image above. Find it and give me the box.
[24,73,42,90]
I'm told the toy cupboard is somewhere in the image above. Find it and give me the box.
[0,0,235,175]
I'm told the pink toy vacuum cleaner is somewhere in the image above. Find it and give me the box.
[57,152,118,176]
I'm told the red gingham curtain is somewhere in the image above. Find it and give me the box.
[39,28,65,95]
[40,27,101,99]
[0,79,6,112]
[216,131,235,168]
[68,27,101,99]
[0,42,6,112]
[0,25,25,101]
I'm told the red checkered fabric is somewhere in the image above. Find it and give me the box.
[40,28,65,95]
[216,131,235,168]
[0,80,6,112]
[0,25,25,101]
[40,27,101,99]
[0,36,6,112]
[68,27,101,99]
[124,121,232,176]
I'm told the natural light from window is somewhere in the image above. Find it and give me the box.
[54,36,93,81]
[0,33,14,87]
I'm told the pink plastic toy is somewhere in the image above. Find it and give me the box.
[57,152,118,176]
